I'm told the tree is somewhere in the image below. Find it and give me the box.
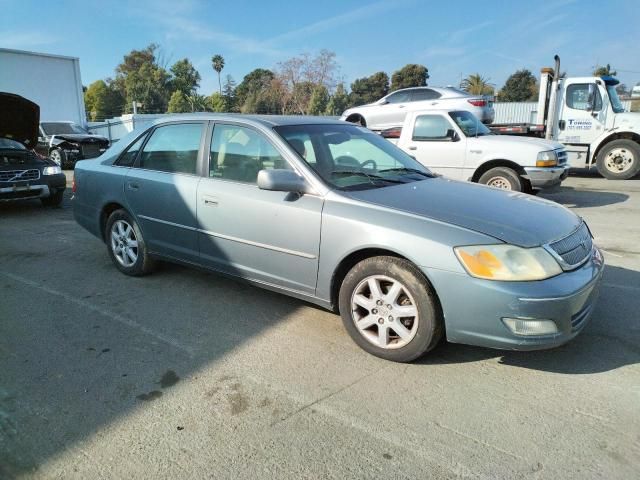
[222,75,237,111]
[460,73,494,95]
[325,83,350,115]
[497,69,537,102]
[594,64,617,76]
[211,54,225,94]
[84,80,124,121]
[308,85,329,115]
[170,58,201,96]
[390,64,429,91]
[350,72,389,106]
[208,92,226,112]
[187,94,209,112]
[235,68,275,111]
[167,91,190,113]
[115,44,171,113]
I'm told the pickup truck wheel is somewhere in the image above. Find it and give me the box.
[105,209,154,276]
[596,140,640,180]
[338,256,443,363]
[41,190,64,207]
[478,167,522,191]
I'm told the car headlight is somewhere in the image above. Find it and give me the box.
[454,244,562,281]
[43,166,62,175]
[536,150,557,167]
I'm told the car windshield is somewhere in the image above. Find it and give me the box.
[274,124,434,190]
[449,110,492,137]
[41,122,89,135]
[0,138,28,150]
[606,84,625,113]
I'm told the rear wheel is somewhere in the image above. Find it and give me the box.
[596,140,640,180]
[338,256,443,362]
[105,209,155,276]
[478,166,523,191]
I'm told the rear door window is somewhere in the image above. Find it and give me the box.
[137,123,204,174]
[116,133,147,167]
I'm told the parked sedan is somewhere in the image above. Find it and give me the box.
[73,115,603,362]
[341,86,495,131]
[37,121,109,168]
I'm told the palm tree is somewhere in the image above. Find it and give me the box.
[460,73,494,96]
[211,54,225,94]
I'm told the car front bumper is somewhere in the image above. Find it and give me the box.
[0,173,66,202]
[523,165,570,190]
[424,247,604,351]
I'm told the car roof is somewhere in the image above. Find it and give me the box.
[387,86,471,97]
[150,113,346,128]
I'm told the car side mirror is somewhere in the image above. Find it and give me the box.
[257,169,311,194]
[446,129,459,142]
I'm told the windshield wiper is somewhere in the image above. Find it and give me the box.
[379,167,434,178]
[332,170,407,184]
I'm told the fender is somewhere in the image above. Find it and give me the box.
[590,129,640,164]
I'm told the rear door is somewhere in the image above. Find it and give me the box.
[124,121,205,263]
[196,122,323,294]
[401,113,467,179]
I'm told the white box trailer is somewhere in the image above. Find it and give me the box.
[0,48,86,125]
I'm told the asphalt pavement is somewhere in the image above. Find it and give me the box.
[1,171,639,479]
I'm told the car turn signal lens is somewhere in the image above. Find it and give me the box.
[454,244,562,281]
[536,159,557,167]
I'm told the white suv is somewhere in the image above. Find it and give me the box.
[341,86,495,131]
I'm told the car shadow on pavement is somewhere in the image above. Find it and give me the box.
[541,186,629,208]
[420,265,640,374]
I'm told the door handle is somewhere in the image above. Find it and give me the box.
[202,195,218,206]
[408,146,417,151]
[398,105,406,108]
[127,182,139,190]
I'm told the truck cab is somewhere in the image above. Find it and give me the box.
[384,109,568,193]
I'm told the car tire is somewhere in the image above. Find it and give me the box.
[596,140,640,180]
[49,148,66,168]
[105,209,155,276]
[338,256,443,363]
[478,166,523,191]
[41,190,64,207]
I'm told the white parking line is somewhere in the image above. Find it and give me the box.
[0,270,196,358]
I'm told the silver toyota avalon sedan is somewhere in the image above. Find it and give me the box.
[73,115,603,362]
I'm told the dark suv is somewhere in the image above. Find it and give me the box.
[0,92,66,206]
[37,121,109,168]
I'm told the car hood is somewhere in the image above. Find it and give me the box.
[469,135,563,151]
[50,133,109,144]
[344,177,580,247]
[0,92,39,148]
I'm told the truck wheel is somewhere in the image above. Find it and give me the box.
[478,167,523,191]
[596,140,640,180]
[105,209,155,276]
[338,256,443,363]
[49,148,66,168]
[41,190,64,207]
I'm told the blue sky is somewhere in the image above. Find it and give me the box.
[2,0,639,93]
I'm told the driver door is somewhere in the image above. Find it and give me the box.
[368,90,413,128]
[557,81,607,145]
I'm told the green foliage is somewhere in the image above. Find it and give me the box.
[211,54,225,93]
[460,73,494,95]
[170,58,201,95]
[308,86,330,115]
[350,72,389,106]
[325,83,349,115]
[222,75,237,112]
[390,64,429,91]
[208,92,226,112]
[84,80,124,121]
[167,91,191,113]
[497,69,538,102]
[187,94,209,112]
[235,68,275,111]
[593,64,617,77]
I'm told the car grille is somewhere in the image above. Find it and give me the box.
[0,169,40,183]
[548,222,592,269]
[81,143,102,158]
[556,149,567,166]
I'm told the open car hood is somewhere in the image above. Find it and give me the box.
[0,92,40,148]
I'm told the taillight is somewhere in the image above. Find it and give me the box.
[72,175,76,193]
[381,128,401,139]
[468,99,487,107]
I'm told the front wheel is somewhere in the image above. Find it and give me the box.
[338,256,443,362]
[105,209,155,276]
[596,140,640,180]
[41,190,64,207]
[478,166,523,191]
[49,148,66,168]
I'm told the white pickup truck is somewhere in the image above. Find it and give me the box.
[382,109,569,193]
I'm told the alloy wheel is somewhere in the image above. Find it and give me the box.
[110,220,139,267]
